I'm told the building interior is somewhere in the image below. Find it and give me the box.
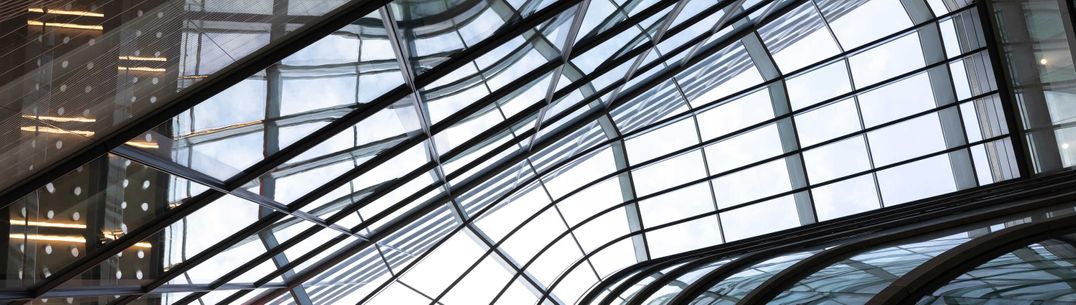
[0,0,1075,304]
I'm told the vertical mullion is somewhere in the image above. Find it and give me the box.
[977,0,1034,178]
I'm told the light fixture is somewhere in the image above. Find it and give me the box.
[11,233,153,248]
[1040,58,1049,65]
[26,20,103,31]
[125,141,159,149]
[28,8,105,18]
[22,114,96,123]
[118,66,166,73]
[119,56,168,62]
[11,220,87,229]
[20,126,95,136]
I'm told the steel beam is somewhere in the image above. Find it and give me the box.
[865,213,1076,305]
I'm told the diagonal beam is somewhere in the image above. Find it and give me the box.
[249,1,807,302]
[0,0,389,209]
[118,0,716,302]
[21,0,592,303]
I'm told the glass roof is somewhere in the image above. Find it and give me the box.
[600,200,1076,305]
[0,0,1041,303]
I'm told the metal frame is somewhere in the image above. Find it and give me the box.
[112,0,678,302]
[251,1,1024,303]
[616,252,753,305]
[0,0,389,210]
[865,212,1076,305]
[977,0,1033,178]
[736,182,1076,304]
[583,257,696,305]
[598,170,1076,305]
[242,1,780,300]
[577,158,1076,305]
[1,0,1053,303]
[503,6,1015,303]
[15,0,597,303]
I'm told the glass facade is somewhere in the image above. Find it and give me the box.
[0,0,1072,304]
[595,200,1076,305]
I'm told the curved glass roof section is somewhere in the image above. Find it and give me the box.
[583,198,1076,305]
[0,0,1034,304]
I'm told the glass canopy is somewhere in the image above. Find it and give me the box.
[593,199,1076,305]
[0,0,1060,304]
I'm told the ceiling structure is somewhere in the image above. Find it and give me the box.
[0,0,1073,304]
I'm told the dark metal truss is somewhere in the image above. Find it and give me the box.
[582,167,1076,305]
[0,0,1040,303]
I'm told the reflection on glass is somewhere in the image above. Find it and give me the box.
[640,258,733,305]
[138,11,407,182]
[58,194,282,289]
[759,3,840,73]
[770,205,1076,304]
[919,234,1076,305]
[690,251,817,304]
[0,0,363,192]
[6,154,204,288]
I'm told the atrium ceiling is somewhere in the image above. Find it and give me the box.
[0,0,1074,304]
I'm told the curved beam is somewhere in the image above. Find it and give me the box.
[591,258,698,305]
[865,212,1076,305]
[575,168,1076,305]
[735,189,1076,304]
[620,254,727,305]
[662,250,784,304]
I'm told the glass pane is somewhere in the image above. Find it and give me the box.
[877,154,956,205]
[867,113,947,166]
[759,3,841,72]
[920,234,1076,304]
[646,216,723,258]
[7,154,205,288]
[812,173,880,221]
[772,204,1076,304]
[0,0,364,192]
[786,61,852,111]
[817,0,913,50]
[639,183,716,227]
[695,89,775,141]
[705,123,785,174]
[711,158,798,208]
[795,98,861,147]
[57,194,283,288]
[857,72,937,128]
[720,194,804,241]
[691,251,818,304]
[848,33,926,87]
[803,136,872,183]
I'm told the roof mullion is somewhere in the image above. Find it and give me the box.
[107,2,783,305]
[260,1,803,304]
[380,4,560,304]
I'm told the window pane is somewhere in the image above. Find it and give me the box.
[877,154,957,205]
[795,98,862,146]
[645,216,723,258]
[812,174,880,221]
[867,113,947,166]
[720,194,803,241]
[804,136,872,183]
[849,33,926,87]
[787,61,852,110]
